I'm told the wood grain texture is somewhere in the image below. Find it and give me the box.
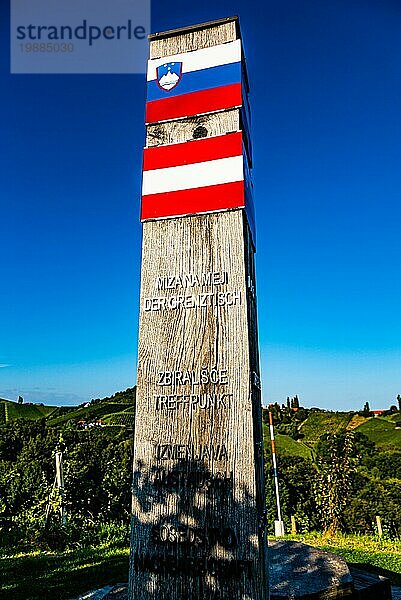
[129,210,267,599]
[146,110,240,147]
[130,17,267,600]
[149,21,237,59]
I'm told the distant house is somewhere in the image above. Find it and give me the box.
[371,410,385,417]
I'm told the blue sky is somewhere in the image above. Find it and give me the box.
[1,0,400,409]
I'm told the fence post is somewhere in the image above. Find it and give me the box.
[55,451,66,526]
[376,515,383,537]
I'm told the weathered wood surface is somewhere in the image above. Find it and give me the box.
[146,110,240,147]
[129,17,266,600]
[149,18,237,59]
[129,210,267,599]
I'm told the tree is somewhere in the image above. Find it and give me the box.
[362,401,370,416]
[397,394,401,412]
[264,451,319,534]
[0,418,134,549]
[314,432,357,535]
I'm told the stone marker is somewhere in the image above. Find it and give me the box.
[128,17,268,600]
[268,540,354,599]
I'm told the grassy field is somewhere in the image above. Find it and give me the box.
[299,412,354,447]
[385,413,401,423]
[0,545,129,600]
[356,417,401,451]
[103,406,136,427]
[46,403,131,426]
[263,421,312,459]
[0,400,57,424]
[274,433,312,459]
[346,413,368,430]
[0,388,136,430]
[2,534,401,598]
[287,533,401,585]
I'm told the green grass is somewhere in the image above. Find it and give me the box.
[356,417,401,451]
[47,403,131,426]
[0,545,129,600]
[45,406,77,421]
[0,400,57,424]
[275,434,312,459]
[383,413,401,423]
[0,397,136,429]
[3,534,401,598]
[286,533,401,585]
[299,412,354,448]
[262,423,312,459]
[103,408,135,427]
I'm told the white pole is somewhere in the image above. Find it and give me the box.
[269,409,284,536]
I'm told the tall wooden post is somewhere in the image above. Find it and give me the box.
[55,451,66,526]
[129,17,268,599]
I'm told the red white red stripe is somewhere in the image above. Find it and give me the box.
[141,132,245,221]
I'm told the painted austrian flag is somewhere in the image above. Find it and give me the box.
[145,40,243,123]
[141,132,246,221]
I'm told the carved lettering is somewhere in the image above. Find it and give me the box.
[154,393,232,411]
[156,271,229,291]
[133,552,253,578]
[157,369,229,388]
[152,469,233,492]
[151,524,237,548]
[155,444,228,462]
[143,291,241,312]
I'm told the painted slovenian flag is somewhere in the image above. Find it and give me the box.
[146,40,242,123]
[141,132,246,221]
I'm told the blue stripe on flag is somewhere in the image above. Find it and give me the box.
[147,61,241,102]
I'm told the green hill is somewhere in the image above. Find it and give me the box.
[275,433,312,459]
[263,423,312,459]
[103,406,136,427]
[383,412,401,423]
[299,411,354,448]
[355,416,401,451]
[0,399,57,424]
[46,402,131,426]
[265,409,401,457]
[0,387,136,429]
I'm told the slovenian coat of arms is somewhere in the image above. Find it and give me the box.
[156,62,183,91]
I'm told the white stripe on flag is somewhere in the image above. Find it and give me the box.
[147,40,241,81]
[142,155,244,196]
